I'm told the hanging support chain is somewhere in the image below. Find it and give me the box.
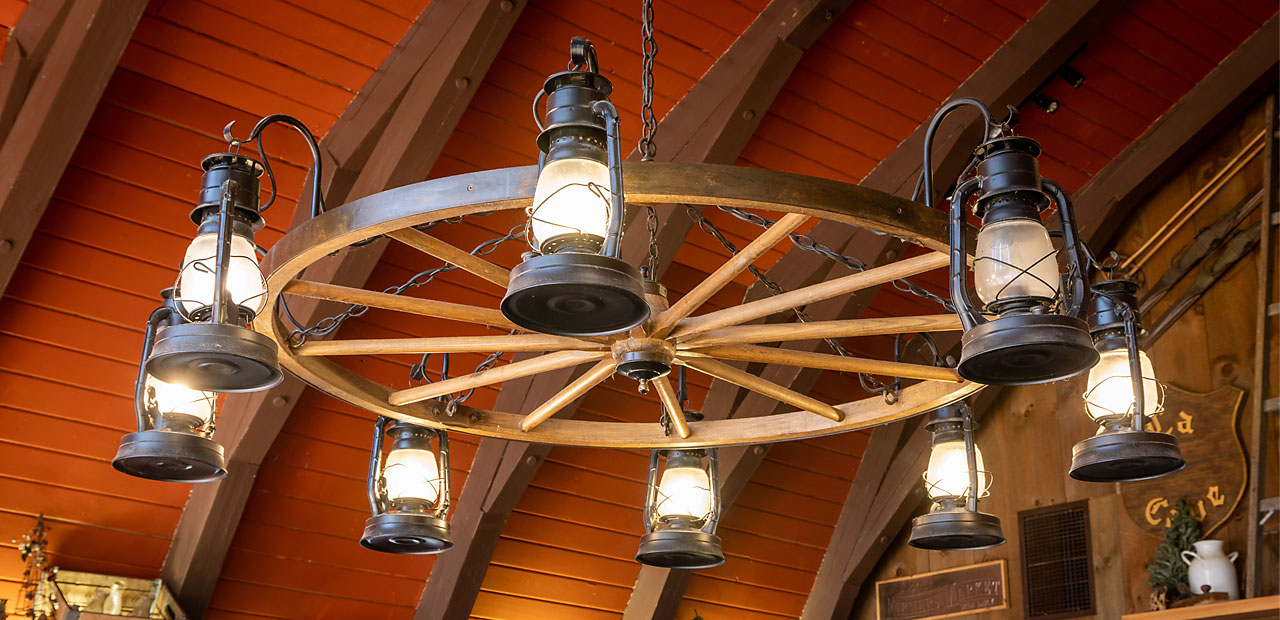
[637,0,662,279]
[681,204,899,400]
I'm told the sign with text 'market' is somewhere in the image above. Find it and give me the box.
[875,560,1007,620]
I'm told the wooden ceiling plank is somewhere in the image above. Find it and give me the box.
[411,3,856,619]
[158,2,527,615]
[800,12,1280,620]
[0,0,146,297]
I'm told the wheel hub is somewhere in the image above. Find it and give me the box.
[613,337,675,382]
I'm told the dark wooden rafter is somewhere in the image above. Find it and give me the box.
[158,1,526,614]
[415,2,856,618]
[626,1,1128,616]
[0,0,146,296]
[802,13,1280,619]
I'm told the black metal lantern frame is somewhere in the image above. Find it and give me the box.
[361,416,454,554]
[909,402,1005,550]
[638,447,724,569]
[501,36,649,338]
[146,115,323,393]
[922,98,1098,387]
[1070,279,1184,482]
[114,289,225,483]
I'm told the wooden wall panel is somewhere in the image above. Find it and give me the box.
[851,95,1275,620]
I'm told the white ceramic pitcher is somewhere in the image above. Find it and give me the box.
[1181,539,1239,600]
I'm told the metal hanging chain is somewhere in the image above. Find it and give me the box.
[714,205,956,312]
[637,0,662,278]
[681,204,895,399]
[287,223,526,345]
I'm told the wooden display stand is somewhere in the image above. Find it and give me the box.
[1121,595,1280,619]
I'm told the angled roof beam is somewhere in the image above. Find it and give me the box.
[803,14,1280,619]
[159,1,526,614]
[0,0,146,296]
[628,0,1124,614]
[414,3,856,618]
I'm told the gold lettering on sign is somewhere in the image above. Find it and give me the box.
[1194,501,1207,520]
[1207,485,1225,507]
[1148,413,1164,433]
[1177,411,1194,435]
[1145,497,1170,527]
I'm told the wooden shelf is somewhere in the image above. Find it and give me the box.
[1122,596,1280,619]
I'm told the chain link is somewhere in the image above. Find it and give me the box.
[714,205,956,312]
[681,205,896,398]
[289,223,526,346]
[637,0,658,162]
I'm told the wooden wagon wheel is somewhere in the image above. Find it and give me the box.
[257,162,984,449]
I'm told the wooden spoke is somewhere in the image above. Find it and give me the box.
[520,359,618,432]
[678,357,844,422]
[388,350,607,407]
[283,280,515,330]
[649,212,809,338]
[387,228,510,287]
[652,375,692,439]
[681,346,962,383]
[297,334,603,357]
[678,314,962,349]
[669,252,949,339]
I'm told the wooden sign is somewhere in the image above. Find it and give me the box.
[1121,384,1246,537]
[876,560,1008,620]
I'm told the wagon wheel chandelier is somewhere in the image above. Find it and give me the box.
[113,5,1186,567]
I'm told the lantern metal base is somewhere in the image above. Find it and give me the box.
[636,530,725,569]
[147,322,283,392]
[1070,429,1186,482]
[112,430,227,483]
[958,313,1098,386]
[360,513,453,555]
[908,509,1005,550]
[501,253,649,337]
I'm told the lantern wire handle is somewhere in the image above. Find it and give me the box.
[223,114,325,218]
[134,306,173,433]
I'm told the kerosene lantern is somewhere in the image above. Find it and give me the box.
[637,447,724,568]
[145,150,281,392]
[926,99,1098,386]
[1070,280,1185,482]
[361,417,453,554]
[114,289,225,482]
[909,402,1005,550]
[501,36,649,337]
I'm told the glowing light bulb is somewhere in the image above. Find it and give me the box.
[974,219,1059,306]
[1084,348,1159,421]
[177,231,267,316]
[655,465,712,521]
[924,439,986,500]
[145,375,215,424]
[529,158,611,251]
[383,448,441,505]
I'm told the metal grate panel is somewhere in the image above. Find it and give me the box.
[1019,500,1095,619]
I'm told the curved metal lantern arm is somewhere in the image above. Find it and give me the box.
[224,113,325,218]
[366,415,391,516]
[134,306,173,433]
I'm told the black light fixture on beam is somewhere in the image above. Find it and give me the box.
[147,114,323,393]
[114,288,225,483]
[1070,279,1185,482]
[501,37,649,337]
[909,401,1005,551]
[360,417,454,554]
[923,98,1099,386]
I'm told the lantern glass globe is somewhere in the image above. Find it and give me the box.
[529,158,611,251]
[1085,348,1159,422]
[655,464,713,521]
[974,219,1059,306]
[924,438,986,501]
[383,447,442,505]
[177,231,267,316]
[144,375,215,424]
